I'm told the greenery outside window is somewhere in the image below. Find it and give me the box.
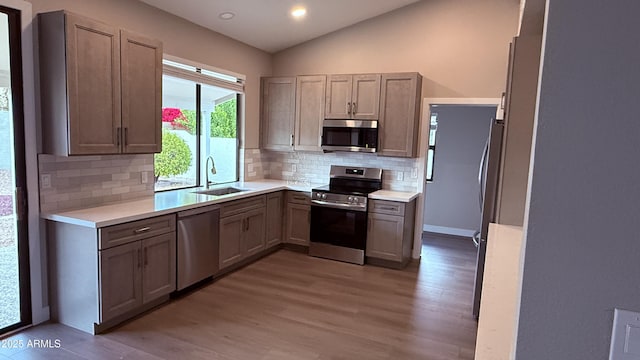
[426,112,438,182]
[155,60,243,191]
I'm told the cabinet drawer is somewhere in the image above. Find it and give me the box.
[220,195,266,218]
[287,191,311,205]
[99,214,176,250]
[369,199,405,216]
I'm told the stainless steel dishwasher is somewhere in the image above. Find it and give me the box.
[177,205,220,290]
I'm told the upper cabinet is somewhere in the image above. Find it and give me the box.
[38,11,162,156]
[378,73,422,158]
[294,75,326,151]
[325,74,380,120]
[261,77,296,151]
[260,72,422,157]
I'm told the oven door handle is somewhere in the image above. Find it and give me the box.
[311,200,366,212]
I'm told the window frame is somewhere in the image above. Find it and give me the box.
[155,59,243,192]
[426,112,438,182]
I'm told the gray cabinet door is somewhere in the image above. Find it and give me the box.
[99,241,142,322]
[219,213,244,269]
[244,208,266,257]
[142,233,176,304]
[378,73,422,157]
[261,77,296,151]
[121,30,163,154]
[294,75,326,151]
[325,75,352,119]
[266,192,283,248]
[65,13,121,155]
[286,203,310,246]
[352,74,381,120]
[366,213,404,262]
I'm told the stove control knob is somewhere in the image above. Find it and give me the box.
[321,193,327,200]
[348,196,354,203]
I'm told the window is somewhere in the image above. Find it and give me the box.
[155,60,243,191]
[426,111,438,182]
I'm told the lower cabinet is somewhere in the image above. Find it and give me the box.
[285,191,310,246]
[48,214,176,334]
[219,195,266,270]
[366,199,416,267]
[265,192,284,248]
[99,232,176,322]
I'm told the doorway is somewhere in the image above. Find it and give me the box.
[422,103,498,238]
[0,4,30,335]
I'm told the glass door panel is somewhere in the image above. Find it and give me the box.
[0,5,30,335]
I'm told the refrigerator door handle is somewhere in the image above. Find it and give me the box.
[478,139,489,210]
[472,231,480,248]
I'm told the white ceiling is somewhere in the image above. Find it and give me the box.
[139,0,421,53]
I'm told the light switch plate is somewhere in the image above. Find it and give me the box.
[411,167,418,178]
[396,171,404,181]
[610,308,640,359]
[40,174,51,189]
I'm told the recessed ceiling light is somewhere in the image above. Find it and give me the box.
[218,11,235,20]
[291,7,307,19]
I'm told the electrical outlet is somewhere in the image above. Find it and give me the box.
[141,172,148,184]
[396,171,404,181]
[411,167,418,178]
[40,174,51,189]
[610,308,640,359]
[292,164,297,172]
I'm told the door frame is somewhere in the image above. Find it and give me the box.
[412,98,501,259]
[0,0,47,327]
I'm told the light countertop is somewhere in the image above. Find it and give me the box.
[368,190,419,202]
[41,180,420,228]
[474,223,524,360]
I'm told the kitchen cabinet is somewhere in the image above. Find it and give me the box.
[325,74,380,120]
[285,192,311,246]
[38,11,162,155]
[378,73,422,158]
[100,232,175,322]
[366,199,416,267]
[266,192,284,248]
[48,214,176,334]
[261,77,296,151]
[294,75,326,151]
[219,195,266,269]
[496,35,542,226]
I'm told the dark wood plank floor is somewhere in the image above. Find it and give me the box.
[0,233,478,359]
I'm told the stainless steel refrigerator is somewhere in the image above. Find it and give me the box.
[472,118,504,318]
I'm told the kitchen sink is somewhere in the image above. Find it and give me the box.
[193,187,248,196]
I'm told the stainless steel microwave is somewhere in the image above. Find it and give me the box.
[321,120,378,153]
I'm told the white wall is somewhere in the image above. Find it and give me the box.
[423,105,495,235]
[272,0,519,99]
[515,0,640,358]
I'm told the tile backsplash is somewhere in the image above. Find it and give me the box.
[38,149,418,213]
[257,150,420,191]
[38,154,155,212]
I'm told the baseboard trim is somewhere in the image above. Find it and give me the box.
[422,225,475,238]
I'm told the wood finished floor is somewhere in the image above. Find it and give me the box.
[0,234,478,359]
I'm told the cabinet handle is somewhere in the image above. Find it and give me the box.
[137,249,141,269]
[347,102,352,115]
[380,206,398,211]
[368,218,371,231]
[144,247,148,267]
[242,218,246,232]
[290,134,294,146]
[353,102,357,115]
[293,196,306,201]
[134,226,151,234]
[245,218,249,231]
[116,127,121,146]
[124,127,128,146]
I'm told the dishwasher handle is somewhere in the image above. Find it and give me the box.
[178,205,221,218]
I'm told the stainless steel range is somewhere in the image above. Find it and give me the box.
[309,165,383,265]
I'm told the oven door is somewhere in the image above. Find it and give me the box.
[310,204,367,250]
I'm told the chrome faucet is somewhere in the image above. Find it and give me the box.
[205,156,217,188]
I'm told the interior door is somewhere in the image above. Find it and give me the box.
[0,5,30,335]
